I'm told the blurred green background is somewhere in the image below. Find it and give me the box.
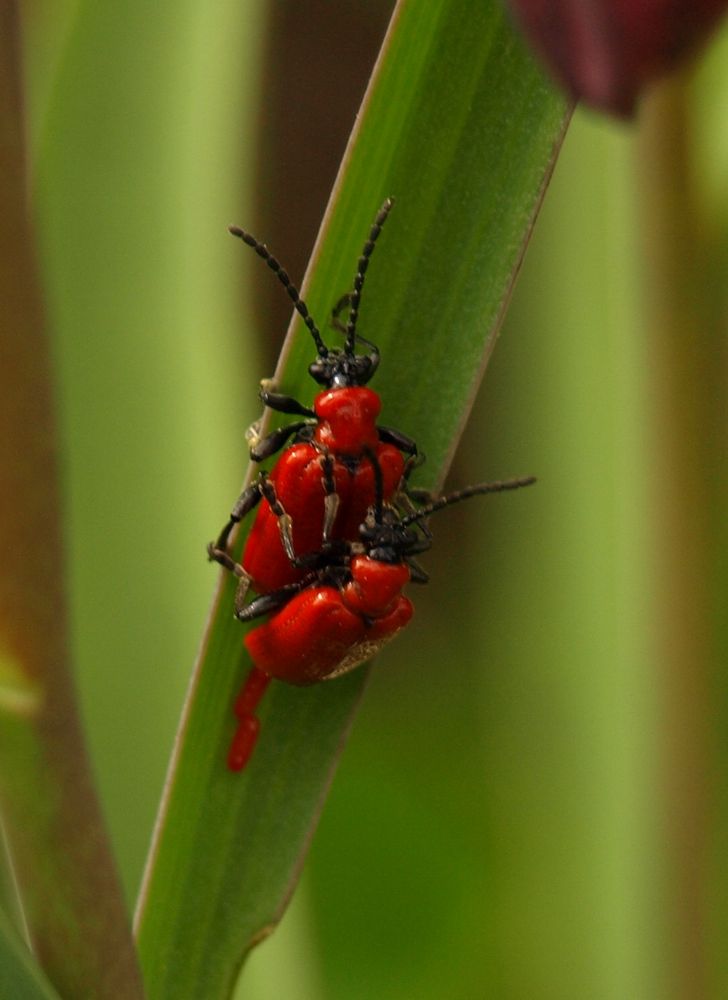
[22,1,728,997]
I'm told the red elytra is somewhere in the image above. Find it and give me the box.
[247,557,412,683]
[228,558,412,770]
[226,475,537,772]
[241,394,406,594]
[208,198,418,602]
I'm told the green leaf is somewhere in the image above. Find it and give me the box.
[0,910,61,1000]
[135,1,568,997]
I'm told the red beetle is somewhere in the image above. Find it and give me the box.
[208,199,419,607]
[227,474,536,771]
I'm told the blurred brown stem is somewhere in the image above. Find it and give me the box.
[0,3,143,997]
[639,74,716,1000]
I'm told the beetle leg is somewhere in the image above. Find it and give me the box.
[378,423,419,457]
[233,571,254,614]
[235,576,313,622]
[245,375,313,455]
[236,588,292,622]
[259,476,296,564]
[320,452,339,542]
[259,384,315,418]
[330,292,352,334]
[207,478,266,570]
[406,557,430,584]
[249,420,311,462]
[393,452,436,537]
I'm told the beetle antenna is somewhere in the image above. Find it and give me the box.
[345,198,394,356]
[400,476,536,526]
[229,226,329,357]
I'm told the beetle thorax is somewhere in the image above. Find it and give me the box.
[313,386,381,455]
[343,555,410,618]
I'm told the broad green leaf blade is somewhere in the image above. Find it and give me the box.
[135,1,568,997]
[0,910,61,1000]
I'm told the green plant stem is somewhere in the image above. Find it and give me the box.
[0,909,62,1000]
[0,5,143,997]
[639,77,716,1000]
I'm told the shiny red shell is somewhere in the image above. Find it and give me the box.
[245,557,413,684]
[228,557,413,770]
[312,385,381,454]
[242,386,406,593]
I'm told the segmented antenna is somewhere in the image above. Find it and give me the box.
[400,477,537,526]
[229,226,329,357]
[344,198,394,355]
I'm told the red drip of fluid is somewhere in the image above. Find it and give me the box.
[227,666,271,771]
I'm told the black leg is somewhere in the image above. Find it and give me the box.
[235,577,313,622]
[377,424,419,458]
[259,385,315,418]
[320,452,339,541]
[330,292,352,334]
[207,478,266,571]
[249,420,311,462]
[258,476,296,564]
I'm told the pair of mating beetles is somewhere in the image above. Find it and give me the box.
[209,199,534,771]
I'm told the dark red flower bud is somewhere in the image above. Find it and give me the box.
[507,0,728,116]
